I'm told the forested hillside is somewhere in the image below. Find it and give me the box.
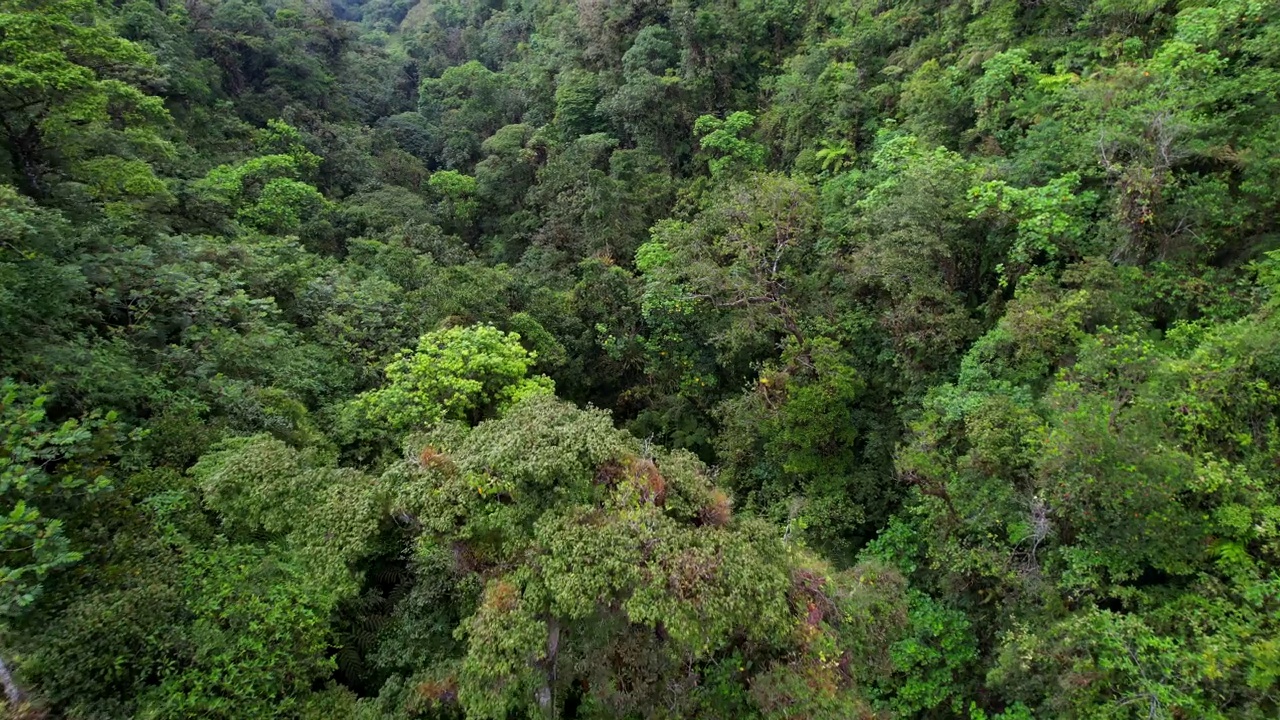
[2,0,1279,716]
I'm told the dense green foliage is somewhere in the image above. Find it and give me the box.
[2,0,1280,716]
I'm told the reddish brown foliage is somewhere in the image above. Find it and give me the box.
[629,457,666,506]
[594,459,625,487]
[418,445,455,472]
[596,456,668,506]
[699,489,732,527]
[415,675,458,702]
[790,567,838,629]
[485,579,520,613]
[669,550,721,600]
[411,674,459,712]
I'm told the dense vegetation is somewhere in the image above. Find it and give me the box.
[2,0,1279,716]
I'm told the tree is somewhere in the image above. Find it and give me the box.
[694,111,766,178]
[0,0,170,199]
[639,172,818,361]
[192,119,327,235]
[351,324,554,433]
[715,336,900,558]
[0,186,87,378]
[378,395,910,719]
[418,61,523,170]
[427,169,479,239]
[888,254,1280,717]
[834,134,991,383]
[596,26,689,160]
[0,380,125,615]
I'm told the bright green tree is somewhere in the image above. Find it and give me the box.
[694,111,766,177]
[0,0,171,200]
[194,120,326,235]
[352,324,554,432]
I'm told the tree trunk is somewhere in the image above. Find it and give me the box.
[2,118,47,199]
[537,618,561,718]
[0,654,24,708]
